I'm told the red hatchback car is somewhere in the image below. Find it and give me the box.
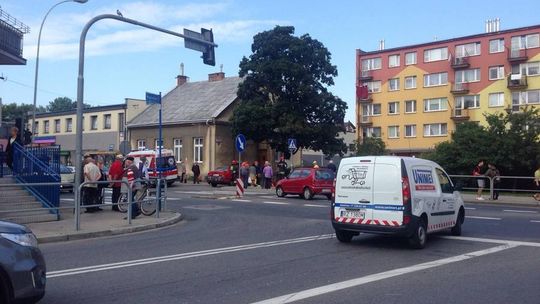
[275,167,335,200]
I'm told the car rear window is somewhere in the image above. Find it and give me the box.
[315,169,334,180]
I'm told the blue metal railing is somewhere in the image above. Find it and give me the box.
[12,142,60,216]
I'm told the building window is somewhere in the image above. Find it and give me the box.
[118,113,125,132]
[44,120,50,134]
[90,115,98,130]
[362,104,381,116]
[405,52,417,65]
[455,95,480,110]
[455,42,481,58]
[405,100,417,113]
[193,137,204,163]
[155,139,163,149]
[489,66,505,80]
[388,101,400,115]
[364,127,381,138]
[511,33,540,50]
[54,119,60,133]
[388,54,400,67]
[424,47,448,62]
[512,90,540,109]
[365,81,381,93]
[423,72,448,87]
[520,61,540,76]
[404,76,417,89]
[82,116,85,131]
[173,139,183,162]
[66,118,72,132]
[424,123,448,137]
[34,122,39,135]
[361,57,382,71]
[489,39,505,53]
[137,139,146,150]
[424,98,448,112]
[388,78,400,91]
[489,92,505,107]
[104,114,111,129]
[455,68,480,83]
[388,126,399,138]
[405,125,416,137]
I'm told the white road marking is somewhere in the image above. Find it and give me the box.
[466,216,501,220]
[464,207,476,210]
[251,244,516,304]
[303,204,327,208]
[531,220,540,223]
[166,198,182,201]
[232,199,252,203]
[263,201,289,205]
[60,198,74,201]
[441,236,540,248]
[47,234,334,278]
[503,209,538,214]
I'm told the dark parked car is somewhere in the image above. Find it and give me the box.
[275,167,335,200]
[0,221,46,304]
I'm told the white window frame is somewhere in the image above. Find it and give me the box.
[104,114,112,129]
[44,120,50,134]
[488,92,505,107]
[388,54,400,68]
[423,98,448,112]
[388,101,400,115]
[34,122,39,135]
[520,61,540,76]
[455,42,481,58]
[405,52,417,65]
[424,47,448,62]
[489,39,505,53]
[404,76,417,89]
[405,100,417,113]
[365,81,381,93]
[387,126,400,139]
[388,78,400,91]
[173,139,183,162]
[365,127,381,138]
[423,123,448,137]
[90,115,98,130]
[455,68,481,84]
[405,125,416,138]
[423,72,448,87]
[455,95,480,110]
[54,119,61,133]
[362,104,382,116]
[137,139,146,150]
[512,34,540,50]
[193,137,204,163]
[362,57,382,71]
[489,66,505,80]
[514,90,540,106]
[66,118,72,132]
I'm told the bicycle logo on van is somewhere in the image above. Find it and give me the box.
[341,168,367,186]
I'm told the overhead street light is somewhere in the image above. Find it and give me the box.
[31,0,88,144]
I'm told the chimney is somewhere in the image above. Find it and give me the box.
[378,39,385,50]
[176,63,188,86]
[208,72,225,82]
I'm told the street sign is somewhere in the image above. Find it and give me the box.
[288,138,297,152]
[184,28,216,66]
[145,92,161,105]
[235,134,246,152]
[184,29,206,52]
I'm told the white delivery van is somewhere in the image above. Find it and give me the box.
[332,156,465,249]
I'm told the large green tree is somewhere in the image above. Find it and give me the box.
[46,97,90,112]
[1,102,45,122]
[231,26,348,156]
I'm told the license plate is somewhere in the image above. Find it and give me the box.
[321,189,331,193]
[341,209,365,219]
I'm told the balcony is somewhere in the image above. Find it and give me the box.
[451,57,470,69]
[0,7,30,65]
[450,83,469,95]
[451,108,470,122]
[359,116,373,126]
[508,48,528,63]
[507,74,528,90]
[358,94,373,103]
[358,70,373,81]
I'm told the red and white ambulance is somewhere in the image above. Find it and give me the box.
[127,148,178,186]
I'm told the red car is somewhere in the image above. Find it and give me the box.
[206,166,235,187]
[275,167,335,200]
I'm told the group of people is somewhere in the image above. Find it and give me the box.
[472,160,501,200]
[233,160,274,189]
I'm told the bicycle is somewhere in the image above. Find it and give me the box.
[116,180,160,216]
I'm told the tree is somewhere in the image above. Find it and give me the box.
[46,97,91,112]
[1,102,45,123]
[353,137,386,156]
[231,26,348,156]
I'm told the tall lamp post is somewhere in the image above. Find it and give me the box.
[31,0,88,144]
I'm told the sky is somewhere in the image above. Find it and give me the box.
[1,0,540,123]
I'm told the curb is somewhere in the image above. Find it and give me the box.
[464,200,540,208]
[37,212,184,244]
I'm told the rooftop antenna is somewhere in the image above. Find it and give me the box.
[220,63,223,73]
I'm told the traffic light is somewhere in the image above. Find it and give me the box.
[201,28,215,66]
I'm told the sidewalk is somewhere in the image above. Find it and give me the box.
[461,193,540,207]
[27,208,183,243]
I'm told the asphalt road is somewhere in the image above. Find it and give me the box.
[40,185,540,304]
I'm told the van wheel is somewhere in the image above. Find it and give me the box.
[276,186,286,197]
[335,229,354,243]
[0,272,13,304]
[451,209,464,236]
[303,187,313,200]
[409,218,427,249]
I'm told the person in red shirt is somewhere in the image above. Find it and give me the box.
[108,154,124,211]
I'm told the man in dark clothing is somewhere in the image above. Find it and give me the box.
[192,162,201,184]
[108,154,124,211]
[5,127,21,171]
[276,156,288,181]
[123,156,141,219]
[327,160,337,173]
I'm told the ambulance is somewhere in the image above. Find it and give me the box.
[126,148,179,186]
[332,156,465,249]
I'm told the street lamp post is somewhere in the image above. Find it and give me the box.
[31,0,87,144]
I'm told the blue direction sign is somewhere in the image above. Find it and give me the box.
[235,134,246,152]
[145,92,161,105]
[287,138,297,152]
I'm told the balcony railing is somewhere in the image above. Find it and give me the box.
[507,74,528,89]
[508,48,528,62]
[360,116,373,125]
[451,57,470,69]
[451,108,470,121]
[450,83,470,94]
[358,70,373,81]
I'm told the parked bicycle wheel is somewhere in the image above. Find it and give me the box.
[117,193,129,213]
[139,191,157,216]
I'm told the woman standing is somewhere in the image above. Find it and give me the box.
[263,161,273,189]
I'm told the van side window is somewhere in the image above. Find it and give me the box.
[436,168,453,193]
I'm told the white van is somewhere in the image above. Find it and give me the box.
[332,156,465,249]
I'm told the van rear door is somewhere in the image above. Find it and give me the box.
[334,157,375,224]
[371,157,403,227]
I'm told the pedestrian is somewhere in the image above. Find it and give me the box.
[96,158,107,207]
[192,162,200,184]
[484,163,501,200]
[276,156,288,181]
[254,160,262,186]
[263,161,273,189]
[180,160,187,183]
[327,160,337,173]
[138,156,150,180]
[122,156,141,219]
[5,127,21,171]
[230,160,239,181]
[534,164,540,201]
[472,160,485,200]
[249,162,258,187]
[312,160,320,169]
[240,161,249,188]
[108,154,124,211]
[83,157,102,213]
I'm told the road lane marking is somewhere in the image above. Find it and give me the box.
[251,244,516,304]
[441,236,540,248]
[47,234,334,278]
[465,216,501,220]
[263,201,289,205]
[531,220,540,223]
[303,204,328,208]
[60,198,74,201]
[232,199,252,202]
[464,207,476,210]
[503,209,538,214]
